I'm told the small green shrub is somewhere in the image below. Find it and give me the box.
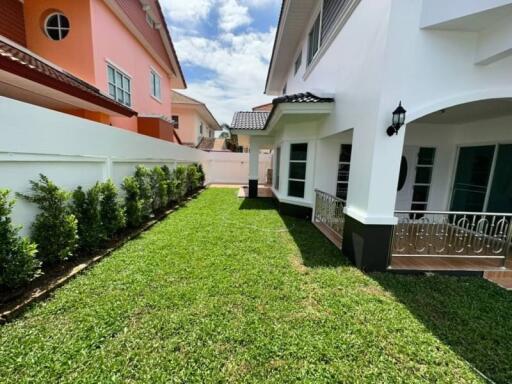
[134,165,153,219]
[17,174,78,265]
[100,180,125,238]
[0,189,40,289]
[151,166,168,213]
[71,184,103,252]
[161,165,173,206]
[195,163,205,187]
[171,166,188,202]
[185,164,200,193]
[122,176,143,228]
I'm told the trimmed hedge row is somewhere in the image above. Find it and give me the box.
[0,163,204,290]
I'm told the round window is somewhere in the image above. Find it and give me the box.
[44,13,70,41]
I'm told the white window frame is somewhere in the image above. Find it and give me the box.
[411,147,436,211]
[307,10,322,67]
[288,143,308,198]
[106,61,132,107]
[44,12,70,41]
[294,50,302,75]
[150,68,161,101]
[336,144,352,202]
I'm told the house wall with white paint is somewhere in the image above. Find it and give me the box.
[268,0,512,224]
[0,97,261,235]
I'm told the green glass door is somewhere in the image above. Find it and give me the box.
[487,144,512,213]
[450,146,495,212]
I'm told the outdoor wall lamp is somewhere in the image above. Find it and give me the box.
[386,101,407,136]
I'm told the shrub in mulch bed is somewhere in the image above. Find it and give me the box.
[0,162,205,323]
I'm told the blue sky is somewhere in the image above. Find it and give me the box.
[160,0,280,124]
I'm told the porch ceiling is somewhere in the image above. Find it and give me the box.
[415,98,512,124]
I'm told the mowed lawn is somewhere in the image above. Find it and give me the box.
[1,188,512,383]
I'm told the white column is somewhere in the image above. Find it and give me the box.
[345,123,405,225]
[249,138,260,181]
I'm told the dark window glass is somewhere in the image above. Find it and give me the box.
[294,51,302,74]
[411,203,427,211]
[307,14,321,65]
[46,28,60,40]
[45,13,70,41]
[289,162,306,180]
[290,143,308,161]
[336,184,348,201]
[337,164,350,182]
[415,166,432,184]
[487,144,512,213]
[339,144,352,162]
[59,15,70,28]
[413,185,430,203]
[275,147,281,190]
[172,115,179,129]
[418,147,436,165]
[450,146,494,212]
[288,180,305,198]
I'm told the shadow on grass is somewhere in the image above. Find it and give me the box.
[280,214,347,269]
[239,198,277,210]
[371,272,512,384]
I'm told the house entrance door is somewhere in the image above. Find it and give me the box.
[450,144,512,213]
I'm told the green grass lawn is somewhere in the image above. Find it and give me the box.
[1,188,512,383]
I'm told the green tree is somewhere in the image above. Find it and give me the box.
[0,189,40,288]
[17,175,78,265]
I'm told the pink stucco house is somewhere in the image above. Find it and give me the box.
[0,0,185,143]
[171,91,221,147]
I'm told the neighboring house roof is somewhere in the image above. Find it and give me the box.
[272,92,335,105]
[231,111,270,130]
[232,92,334,131]
[196,137,229,152]
[109,0,186,89]
[0,40,136,117]
[171,90,221,130]
[252,102,273,112]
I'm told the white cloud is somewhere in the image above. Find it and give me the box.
[160,0,215,24]
[218,0,252,32]
[173,28,276,123]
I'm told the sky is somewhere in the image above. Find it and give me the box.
[160,0,281,125]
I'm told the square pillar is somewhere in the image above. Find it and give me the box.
[248,138,260,198]
[342,122,406,271]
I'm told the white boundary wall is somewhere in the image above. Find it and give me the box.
[0,98,252,235]
[204,152,272,185]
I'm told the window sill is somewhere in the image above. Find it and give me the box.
[150,94,162,104]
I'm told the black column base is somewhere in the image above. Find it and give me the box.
[248,179,258,198]
[342,214,392,272]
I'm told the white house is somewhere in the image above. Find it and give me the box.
[231,0,512,276]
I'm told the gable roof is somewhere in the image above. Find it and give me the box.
[231,111,270,130]
[0,40,136,116]
[108,0,186,89]
[232,92,334,131]
[171,90,221,130]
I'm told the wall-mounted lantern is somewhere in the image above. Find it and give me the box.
[386,101,407,136]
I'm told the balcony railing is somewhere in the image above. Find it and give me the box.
[392,210,512,259]
[314,190,345,242]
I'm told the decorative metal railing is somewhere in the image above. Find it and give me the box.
[392,210,512,258]
[314,190,345,237]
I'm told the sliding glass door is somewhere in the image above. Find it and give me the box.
[487,144,512,213]
[450,144,512,213]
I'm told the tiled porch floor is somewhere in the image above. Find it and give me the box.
[388,255,504,271]
[237,185,273,198]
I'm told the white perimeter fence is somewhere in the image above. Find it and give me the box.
[0,97,272,234]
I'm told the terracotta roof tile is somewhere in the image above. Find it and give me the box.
[0,41,136,116]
